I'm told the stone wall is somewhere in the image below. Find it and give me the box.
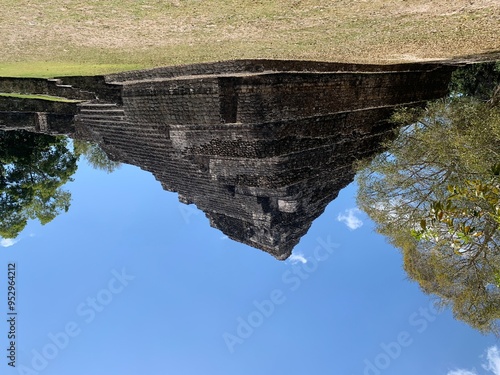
[118,65,452,127]
[0,97,77,134]
[106,58,452,83]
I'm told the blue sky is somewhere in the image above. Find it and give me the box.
[1,157,499,375]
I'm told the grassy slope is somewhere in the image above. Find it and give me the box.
[0,93,82,102]
[0,0,499,77]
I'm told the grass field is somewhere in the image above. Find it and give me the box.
[0,0,499,77]
[0,93,82,102]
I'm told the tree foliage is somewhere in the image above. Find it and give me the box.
[356,83,500,334]
[450,61,500,101]
[73,140,120,173]
[0,130,77,239]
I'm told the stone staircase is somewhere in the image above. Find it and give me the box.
[76,102,125,124]
[0,76,123,134]
[0,77,96,101]
[0,75,122,103]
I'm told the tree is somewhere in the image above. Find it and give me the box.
[449,61,500,101]
[412,168,500,254]
[356,86,500,334]
[0,130,78,239]
[406,167,500,334]
[73,140,120,173]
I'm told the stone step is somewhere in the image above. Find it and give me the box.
[78,114,125,121]
[75,117,125,124]
[80,108,125,115]
[79,90,98,97]
[79,102,118,107]
[79,113,125,119]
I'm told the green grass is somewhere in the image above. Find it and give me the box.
[0,0,499,77]
[0,93,82,102]
[0,62,144,78]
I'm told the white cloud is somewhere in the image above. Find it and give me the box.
[288,252,307,264]
[447,346,500,375]
[337,208,364,230]
[448,371,477,375]
[1,238,19,247]
[484,346,500,374]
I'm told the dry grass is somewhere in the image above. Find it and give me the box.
[0,0,499,76]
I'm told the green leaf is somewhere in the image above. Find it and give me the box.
[420,219,427,230]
